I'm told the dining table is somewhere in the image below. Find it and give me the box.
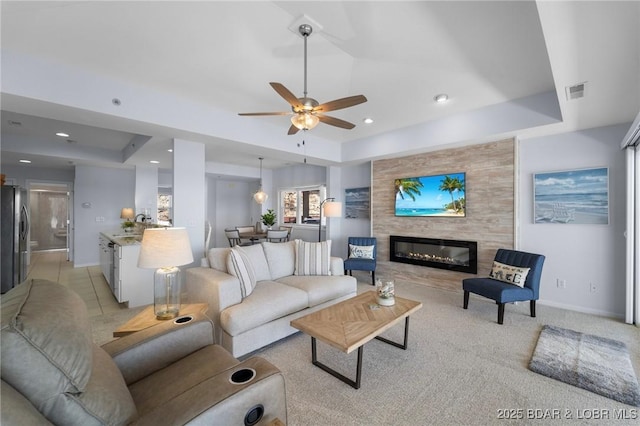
[239,231,267,244]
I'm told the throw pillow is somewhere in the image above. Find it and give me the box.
[294,239,332,276]
[226,248,257,298]
[349,244,375,260]
[489,261,530,287]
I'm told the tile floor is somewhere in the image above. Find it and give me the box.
[26,250,127,317]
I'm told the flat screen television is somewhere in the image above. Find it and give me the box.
[394,172,466,217]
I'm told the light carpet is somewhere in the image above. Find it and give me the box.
[91,278,640,425]
[529,325,640,407]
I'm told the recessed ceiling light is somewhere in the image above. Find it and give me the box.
[56,132,70,137]
[19,159,31,163]
[150,160,160,164]
[363,117,374,124]
[434,94,449,103]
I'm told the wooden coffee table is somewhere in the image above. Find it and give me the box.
[113,303,208,337]
[290,291,422,389]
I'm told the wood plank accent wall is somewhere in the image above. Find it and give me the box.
[372,139,515,292]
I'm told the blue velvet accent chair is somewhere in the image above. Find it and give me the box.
[463,249,545,324]
[344,237,377,285]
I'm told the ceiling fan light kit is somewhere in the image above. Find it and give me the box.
[239,24,367,135]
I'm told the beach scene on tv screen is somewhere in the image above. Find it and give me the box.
[395,172,466,217]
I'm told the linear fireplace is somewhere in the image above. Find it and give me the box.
[390,235,477,274]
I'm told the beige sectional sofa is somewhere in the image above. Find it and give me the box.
[186,240,357,358]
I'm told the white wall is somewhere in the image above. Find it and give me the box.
[519,124,628,318]
[1,165,74,186]
[134,165,158,220]
[74,165,135,267]
[210,178,257,248]
[337,162,373,259]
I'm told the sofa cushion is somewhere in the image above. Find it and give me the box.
[0,279,136,425]
[349,244,375,259]
[220,281,308,336]
[226,248,257,298]
[276,275,357,307]
[489,261,530,288]
[207,248,230,273]
[237,244,271,282]
[261,241,295,280]
[294,239,332,276]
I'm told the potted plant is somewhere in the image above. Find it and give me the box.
[121,220,135,233]
[261,209,276,230]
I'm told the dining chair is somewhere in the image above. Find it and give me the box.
[225,229,251,247]
[266,229,289,243]
[236,226,259,245]
[280,225,293,241]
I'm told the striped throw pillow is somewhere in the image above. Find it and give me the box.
[294,239,332,276]
[226,248,256,298]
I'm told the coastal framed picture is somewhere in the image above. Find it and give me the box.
[345,187,370,219]
[533,167,609,225]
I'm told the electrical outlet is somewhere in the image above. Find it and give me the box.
[590,282,597,293]
[95,216,105,222]
[557,279,566,289]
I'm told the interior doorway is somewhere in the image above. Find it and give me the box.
[28,182,72,260]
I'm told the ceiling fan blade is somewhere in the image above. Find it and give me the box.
[270,82,302,109]
[318,115,356,129]
[287,124,300,135]
[315,95,367,113]
[238,112,290,116]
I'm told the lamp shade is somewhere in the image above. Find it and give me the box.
[323,201,342,218]
[138,227,194,269]
[254,189,268,204]
[120,207,135,220]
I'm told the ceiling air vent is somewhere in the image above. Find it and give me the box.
[565,82,587,101]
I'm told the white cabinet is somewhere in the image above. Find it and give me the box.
[99,232,153,308]
[98,235,112,286]
[113,243,154,307]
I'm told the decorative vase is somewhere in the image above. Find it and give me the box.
[376,278,395,306]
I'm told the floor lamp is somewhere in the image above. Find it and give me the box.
[318,198,342,242]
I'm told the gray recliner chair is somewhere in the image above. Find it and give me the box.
[1,279,287,425]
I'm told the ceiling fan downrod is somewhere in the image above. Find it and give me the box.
[299,24,312,98]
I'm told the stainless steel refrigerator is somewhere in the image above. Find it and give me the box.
[1,185,29,293]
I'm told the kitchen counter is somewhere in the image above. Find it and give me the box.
[100,231,143,246]
[98,231,153,307]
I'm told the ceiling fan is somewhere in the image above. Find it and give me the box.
[239,24,367,135]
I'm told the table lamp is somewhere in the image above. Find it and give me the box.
[137,227,194,320]
[318,198,342,242]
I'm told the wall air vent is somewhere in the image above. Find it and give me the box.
[565,82,587,101]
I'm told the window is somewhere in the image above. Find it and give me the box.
[279,186,326,226]
[157,190,172,226]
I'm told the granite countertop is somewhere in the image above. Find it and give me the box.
[100,231,143,246]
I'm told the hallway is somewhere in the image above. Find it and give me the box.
[26,250,126,317]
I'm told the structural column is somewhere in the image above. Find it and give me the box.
[172,139,205,265]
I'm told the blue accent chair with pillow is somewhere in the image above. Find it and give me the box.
[463,249,545,324]
[344,237,377,285]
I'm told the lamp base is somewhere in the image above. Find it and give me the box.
[155,308,179,320]
[154,266,181,320]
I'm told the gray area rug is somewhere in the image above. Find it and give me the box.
[529,325,640,407]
